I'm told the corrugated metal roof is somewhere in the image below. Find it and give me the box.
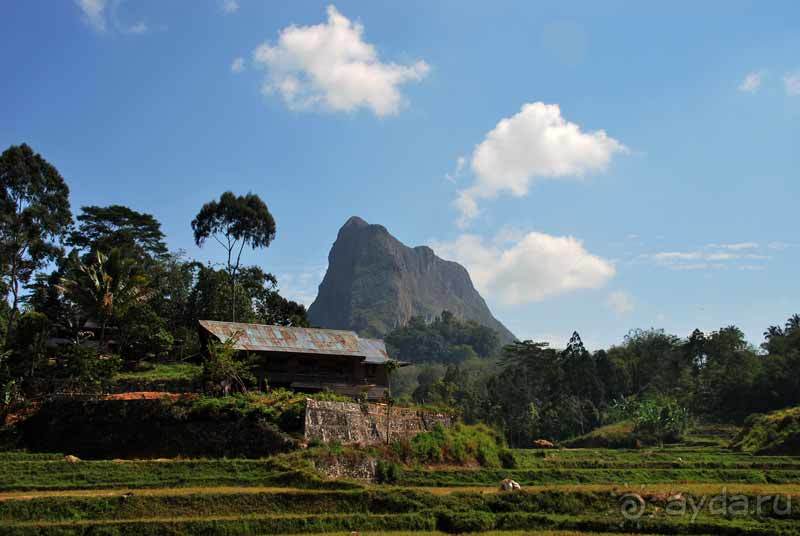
[359,338,390,364]
[198,320,366,357]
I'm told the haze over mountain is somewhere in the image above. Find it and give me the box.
[308,217,516,344]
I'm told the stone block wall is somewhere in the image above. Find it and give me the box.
[304,399,453,445]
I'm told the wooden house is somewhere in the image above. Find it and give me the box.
[198,320,398,400]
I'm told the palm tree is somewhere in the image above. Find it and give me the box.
[57,249,153,350]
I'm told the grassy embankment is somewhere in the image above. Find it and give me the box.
[2,429,800,535]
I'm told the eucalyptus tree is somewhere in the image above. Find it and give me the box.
[191,192,276,322]
[0,144,72,344]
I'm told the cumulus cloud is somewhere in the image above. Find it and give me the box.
[738,71,763,93]
[785,72,800,96]
[431,230,615,305]
[76,0,107,32]
[455,102,626,226]
[231,57,246,73]
[221,0,239,14]
[607,291,634,314]
[252,5,429,116]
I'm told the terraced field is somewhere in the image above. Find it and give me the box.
[1,439,798,535]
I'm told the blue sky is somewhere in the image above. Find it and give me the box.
[2,1,799,349]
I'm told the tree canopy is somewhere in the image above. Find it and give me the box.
[68,204,168,261]
[0,144,72,343]
[191,192,276,321]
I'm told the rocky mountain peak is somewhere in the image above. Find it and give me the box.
[308,217,516,344]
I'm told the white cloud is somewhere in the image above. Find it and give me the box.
[647,243,770,270]
[252,5,429,116]
[276,265,327,308]
[767,241,792,251]
[76,0,151,35]
[738,71,763,93]
[221,0,239,14]
[784,72,800,96]
[231,57,246,73]
[706,242,758,251]
[431,230,615,305]
[454,102,626,226]
[76,0,107,32]
[607,291,634,314]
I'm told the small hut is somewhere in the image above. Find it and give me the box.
[198,320,398,400]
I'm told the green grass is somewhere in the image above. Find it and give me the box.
[733,407,800,455]
[0,458,357,492]
[3,428,800,535]
[113,362,202,382]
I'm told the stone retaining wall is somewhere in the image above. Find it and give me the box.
[304,399,452,445]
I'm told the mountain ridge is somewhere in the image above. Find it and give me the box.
[308,216,516,344]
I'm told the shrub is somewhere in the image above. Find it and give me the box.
[499,449,517,469]
[407,423,506,467]
[56,345,122,394]
[375,459,402,484]
[436,510,496,533]
[732,406,800,455]
[607,395,691,444]
[202,333,254,395]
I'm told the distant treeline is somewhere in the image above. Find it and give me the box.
[390,312,800,447]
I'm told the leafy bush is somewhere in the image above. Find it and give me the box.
[117,305,174,361]
[436,509,496,533]
[633,396,691,442]
[56,345,122,394]
[733,406,800,455]
[375,459,402,484]
[405,423,507,467]
[202,333,254,395]
[608,396,691,443]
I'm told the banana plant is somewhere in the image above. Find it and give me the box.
[57,249,153,351]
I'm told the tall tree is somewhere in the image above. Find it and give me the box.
[68,205,168,261]
[191,192,276,322]
[0,144,72,343]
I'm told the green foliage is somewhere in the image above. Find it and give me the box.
[57,249,153,348]
[375,459,403,483]
[55,345,121,394]
[116,305,174,361]
[436,509,496,533]
[202,333,255,395]
[386,310,500,364]
[562,421,638,449]
[733,406,800,455]
[404,423,507,467]
[0,143,72,344]
[7,311,50,380]
[68,204,168,261]
[631,396,691,442]
[114,362,202,382]
[191,191,277,322]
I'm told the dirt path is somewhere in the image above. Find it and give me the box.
[2,482,800,502]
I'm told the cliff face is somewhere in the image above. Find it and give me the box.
[308,216,516,343]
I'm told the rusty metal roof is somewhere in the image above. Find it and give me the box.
[199,320,368,357]
[359,338,390,364]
